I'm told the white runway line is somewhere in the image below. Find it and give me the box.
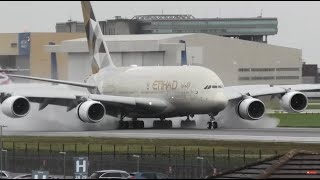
[4,128,320,143]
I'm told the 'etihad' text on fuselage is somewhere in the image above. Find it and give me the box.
[152,80,178,90]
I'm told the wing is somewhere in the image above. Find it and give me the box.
[6,74,97,89]
[0,83,169,118]
[224,84,320,100]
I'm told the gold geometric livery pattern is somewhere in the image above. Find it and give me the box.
[81,1,115,74]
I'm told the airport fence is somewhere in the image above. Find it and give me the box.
[0,142,280,179]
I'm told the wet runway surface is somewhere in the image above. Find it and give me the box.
[3,128,320,143]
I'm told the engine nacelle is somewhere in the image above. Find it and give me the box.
[77,100,105,123]
[2,96,30,118]
[280,91,308,113]
[237,97,265,120]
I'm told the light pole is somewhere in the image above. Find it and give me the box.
[1,150,7,171]
[132,155,140,172]
[197,156,204,178]
[59,152,66,179]
[0,125,7,179]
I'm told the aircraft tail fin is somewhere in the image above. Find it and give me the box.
[81,1,115,74]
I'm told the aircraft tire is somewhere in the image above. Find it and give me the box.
[119,121,129,129]
[191,120,196,127]
[133,120,144,129]
[166,120,173,129]
[153,121,158,128]
[153,120,172,129]
[212,122,218,129]
[207,121,212,129]
[181,120,196,129]
[138,121,144,129]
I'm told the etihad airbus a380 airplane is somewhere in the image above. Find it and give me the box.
[2,1,319,129]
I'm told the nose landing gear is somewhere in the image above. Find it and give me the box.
[207,114,218,130]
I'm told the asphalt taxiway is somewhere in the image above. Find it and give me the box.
[3,128,320,143]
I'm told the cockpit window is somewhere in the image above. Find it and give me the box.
[205,85,223,89]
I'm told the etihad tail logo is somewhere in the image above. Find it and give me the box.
[81,1,115,74]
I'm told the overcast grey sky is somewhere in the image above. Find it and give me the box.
[1,1,320,65]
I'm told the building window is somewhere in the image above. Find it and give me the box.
[251,68,275,72]
[276,76,300,80]
[238,68,250,72]
[251,76,274,80]
[239,77,250,80]
[276,68,300,71]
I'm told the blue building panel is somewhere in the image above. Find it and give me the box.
[18,32,31,56]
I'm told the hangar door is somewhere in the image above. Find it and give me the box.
[142,52,164,66]
[68,52,91,82]
[122,52,143,66]
[110,53,122,67]
[121,52,164,67]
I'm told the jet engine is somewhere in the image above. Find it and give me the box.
[236,97,265,120]
[280,91,308,113]
[2,96,30,118]
[77,100,105,123]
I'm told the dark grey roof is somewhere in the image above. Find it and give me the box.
[209,149,320,179]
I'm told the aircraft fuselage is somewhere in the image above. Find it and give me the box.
[87,65,228,118]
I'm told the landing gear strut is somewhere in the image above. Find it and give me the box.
[118,114,129,129]
[153,118,172,129]
[180,116,196,129]
[207,114,218,130]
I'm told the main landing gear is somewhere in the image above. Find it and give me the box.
[180,116,196,129]
[153,118,172,129]
[207,114,218,130]
[118,117,144,129]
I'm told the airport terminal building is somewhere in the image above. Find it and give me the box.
[0,15,303,86]
[57,14,278,43]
